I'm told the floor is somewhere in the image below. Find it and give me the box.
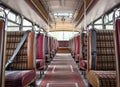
[36,53,88,87]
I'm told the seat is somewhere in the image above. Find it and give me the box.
[87,71,116,87]
[5,70,36,87]
[0,20,5,87]
[75,36,81,62]
[87,29,116,87]
[49,37,55,58]
[115,18,120,87]
[5,31,36,87]
[79,32,88,71]
[36,34,46,78]
[45,35,51,65]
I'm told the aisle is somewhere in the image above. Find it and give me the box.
[39,54,86,87]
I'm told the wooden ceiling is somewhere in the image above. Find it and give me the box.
[25,0,97,31]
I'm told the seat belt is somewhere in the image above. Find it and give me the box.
[5,31,30,69]
[91,29,97,70]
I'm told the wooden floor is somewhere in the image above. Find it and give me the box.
[37,53,88,87]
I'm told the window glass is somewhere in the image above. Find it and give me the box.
[94,25,103,30]
[8,21,18,26]
[106,25,113,30]
[16,15,21,24]
[7,27,19,31]
[7,21,20,31]
[48,31,79,41]
[22,27,32,31]
[23,19,32,26]
[0,12,4,17]
[94,18,102,24]
[109,12,113,21]
[8,12,16,21]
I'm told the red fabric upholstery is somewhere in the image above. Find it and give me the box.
[116,19,120,87]
[5,70,36,87]
[79,60,87,70]
[75,36,80,61]
[76,36,80,54]
[37,34,45,69]
[36,59,45,69]
[37,34,45,59]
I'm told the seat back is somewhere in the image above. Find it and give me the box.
[45,35,49,55]
[76,36,80,55]
[37,34,45,60]
[4,31,35,70]
[81,33,87,60]
[0,20,5,87]
[115,19,120,87]
[88,29,116,71]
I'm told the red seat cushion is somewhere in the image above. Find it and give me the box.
[5,70,36,87]
[79,60,87,70]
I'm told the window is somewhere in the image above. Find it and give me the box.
[94,18,102,24]
[8,12,16,21]
[23,19,32,26]
[94,18,103,29]
[7,21,20,31]
[0,11,5,17]
[104,12,114,30]
[48,31,79,41]
[22,19,32,31]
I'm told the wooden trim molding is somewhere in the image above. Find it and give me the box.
[74,0,98,27]
[25,0,52,24]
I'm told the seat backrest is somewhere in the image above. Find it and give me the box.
[115,19,120,87]
[37,34,45,59]
[76,36,80,55]
[4,31,35,70]
[45,35,49,54]
[82,33,87,60]
[88,29,116,71]
[0,20,5,87]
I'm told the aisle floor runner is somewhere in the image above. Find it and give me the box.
[39,53,86,87]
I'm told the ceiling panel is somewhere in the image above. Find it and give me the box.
[40,0,83,23]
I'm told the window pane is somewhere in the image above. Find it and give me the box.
[109,12,113,21]
[8,21,18,26]
[48,31,79,41]
[22,27,32,31]
[94,19,102,24]
[16,15,21,24]
[8,12,16,21]
[7,27,19,31]
[0,12,4,17]
[106,25,113,30]
[94,25,103,29]
[23,19,32,26]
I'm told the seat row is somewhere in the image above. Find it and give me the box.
[0,19,59,87]
[69,18,120,87]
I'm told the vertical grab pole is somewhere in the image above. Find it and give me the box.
[84,0,86,31]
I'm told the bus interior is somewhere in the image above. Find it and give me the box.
[0,0,120,87]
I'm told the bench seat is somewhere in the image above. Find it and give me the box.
[5,70,36,87]
[87,70,116,87]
